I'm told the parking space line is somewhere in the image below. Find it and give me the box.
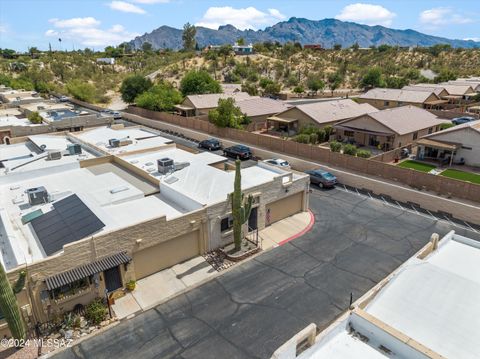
[395,201,404,210]
[426,209,438,221]
[463,221,478,233]
[443,215,457,227]
[380,196,388,205]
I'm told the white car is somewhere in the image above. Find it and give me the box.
[263,158,291,169]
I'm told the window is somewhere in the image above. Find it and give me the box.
[413,132,418,140]
[50,277,91,300]
[384,101,390,106]
[220,215,233,232]
[428,127,433,134]
[344,130,354,137]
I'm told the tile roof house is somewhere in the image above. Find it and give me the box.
[267,99,377,136]
[178,92,252,116]
[357,88,443,109]
[417,119,480,167]
[334,105,449,151]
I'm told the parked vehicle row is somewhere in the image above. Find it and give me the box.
[100,109,122,120]
[305,169,337,188]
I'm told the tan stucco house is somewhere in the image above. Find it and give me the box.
[357,88,443,110]
[334,105,449,151]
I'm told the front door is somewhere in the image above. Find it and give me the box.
[248,207,258,231]
[104,266,122,292]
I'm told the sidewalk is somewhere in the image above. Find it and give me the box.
[111,211,315,320]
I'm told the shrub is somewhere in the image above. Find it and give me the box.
[439,122,455,130]
[294,134,310,144]
[323,125,333,140]
[357,149,372,158]
[180,70,222,96]
[343,144,357,156]
[85,298,107,325]
[208,98,248,129]
[28,111,42,124]
[66,80,96,102]
[120,75,153,103]
[309,133,318,144]
[293,85,304,94]
[135,82,182,112]
[329,141,342,152]
[316,128,326,142]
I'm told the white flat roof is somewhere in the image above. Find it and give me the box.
[295,232,480,359]
[0,115,36,127]
[0,167,188,270]
[123,147,288,206]
[73,126,172,154]
[0,134,95,175]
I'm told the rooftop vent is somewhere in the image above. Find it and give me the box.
[109,138,120,147]
[67,143,82,155]
[26,186,49,206]
[47,151,62,160]
[157,158,174,174]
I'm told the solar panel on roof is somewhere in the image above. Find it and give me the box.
[30,194,105,256]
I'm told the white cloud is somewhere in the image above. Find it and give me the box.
[420,7,472,26]
[335,3,396,26]
[48,17,100,28]
[0,23,8,33]
[108,1,146,14]
[196,6,285,30]
[45,17,139,47]
[131,0,169,3]
[464,37,480,42]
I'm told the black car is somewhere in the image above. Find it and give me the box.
[198,138,222,151]
[305,169,337,188]
[452,116,476,125]
[223,144,252,160]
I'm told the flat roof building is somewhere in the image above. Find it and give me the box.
[273,230,480,359]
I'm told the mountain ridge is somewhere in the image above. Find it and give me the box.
[128,17,480,50]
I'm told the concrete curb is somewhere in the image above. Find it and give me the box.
[277,210,315,246]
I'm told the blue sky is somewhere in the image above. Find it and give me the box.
[0,0,479,51]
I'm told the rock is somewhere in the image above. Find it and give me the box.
[64,330,73,340]
[81,332,87,337]
[89,326,96,332]
[58,329,65,337]
[100,320,109,327]
[80,318,87,328]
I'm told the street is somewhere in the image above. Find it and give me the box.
[54,186,480,359]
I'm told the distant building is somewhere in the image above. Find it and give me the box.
[96,57,115,65]
[357,88,445,109]
[303,44,323,51]
[207,42,254,55]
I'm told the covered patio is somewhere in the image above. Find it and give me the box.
[266,116,299,136]
[424,99,449,109]
[174,104,196,117]
[416,138,461,166]
[334,124,395,151]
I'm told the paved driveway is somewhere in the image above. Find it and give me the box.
[55,187,480,359]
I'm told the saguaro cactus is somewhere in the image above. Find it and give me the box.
[231,159,253,252]
[0,264,26,340]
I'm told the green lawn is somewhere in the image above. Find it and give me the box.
[440,169,480,184]
[397,160,437,173]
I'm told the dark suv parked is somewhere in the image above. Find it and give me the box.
[223,144,252,160]
[198,138,222,151]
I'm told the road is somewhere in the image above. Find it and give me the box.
[54,186,480,359]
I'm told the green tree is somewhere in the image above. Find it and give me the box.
[28,46,39,59]
[236,37,245,46]
[135,83,182,111]
[333,44,342,50]
[0,264,26,341]
[218,45,233,64]
[434,69,457,83]
[180,70,221,96]
[120,75,153,103]
[329,141,342,152]
[28,111,43,124]
[327,72,343,95]
[208,98,249,128]
[361,67,384,88]
[241,82,258,96]
[343,144,357,156]
[182,23,197,51]
[307,74,325,93]
[141,42,153,53]
[263,81,282,96]
[231,159,253,252]
[293,85,305,94]
[66,80,96,102]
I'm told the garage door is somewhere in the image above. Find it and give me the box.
[266,191,303,225]
[133,231,200,279]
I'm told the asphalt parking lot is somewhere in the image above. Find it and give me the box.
[55,186,480,359]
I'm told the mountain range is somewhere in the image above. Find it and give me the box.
[128,17,480,50]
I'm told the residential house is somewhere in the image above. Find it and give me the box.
[267,99,377,136]
[96,57,115,65]
[235,97,290,131]
[273,231,480,359]
[446,80,480,92]
[334,105,448,151]
[417,119,480,167]
[357,88,443,109]
[410,83,477,101]
[175,92,251,117]
[0,125,309,335]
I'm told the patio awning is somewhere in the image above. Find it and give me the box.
[334,124,394,136]
[45,251,131,290]
[267,116,298,123]
[416,138,459,151]
[442,95,463,100]
[425,99,449,105]
[174,105,195,111]
[465,93,478,97]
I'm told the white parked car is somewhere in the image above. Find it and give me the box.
[263,158,291,169]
